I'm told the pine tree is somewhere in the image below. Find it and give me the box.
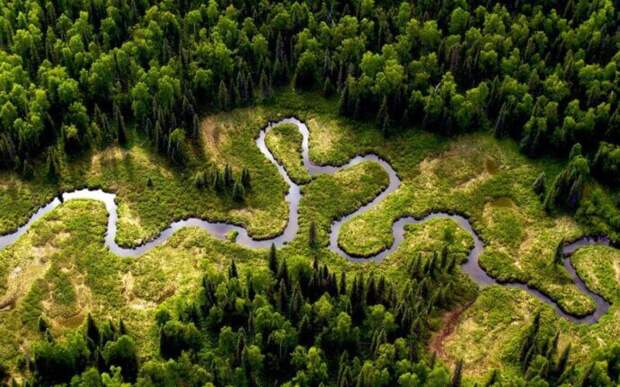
[533,172,546,197]
[38,316,49,333]
[322,77,334,97]
[276,279,288,314]
[553,239,565,265]
[114,103,127,146]
[269,244,278,274]
[339,271,347,295]
[258,70,272,101]
[377,96,390,135]
[366,274,377,306]
[338,83,350,116]
[298,314,313,345]
[232,180,245,202]
[228,259,238,279]
[216,169,225,192]
[46,150,59,182]
[246,273,256,300]
[555,343,571,379]
[218,80,230,111]
[483,369,499,387]
[119,319,127,336]
[224,164,234,187]
[309,221,318,248]
[451,359,463,387]
[85,313,101,350]
[289,285,303,320]
[277,258,290,291]
[241,167,251,190]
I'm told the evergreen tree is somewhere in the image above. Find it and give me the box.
[218,80,230,111]
[46,150,59,182]
[232,180,245,202]
[377,96,390,135]
[241,167,251,190]
[553,240,565,265]
[451,359,463,387]
[533,172,546,197]
[85,313,101,350]
[269,244,278,274]
[309,221,318,248]
[228,259,238,279]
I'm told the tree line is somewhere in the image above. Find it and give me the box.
[19,245,470,386]
[12,245,620,385]
[0,0,617,179]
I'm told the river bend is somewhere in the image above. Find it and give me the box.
[0,118,611,323]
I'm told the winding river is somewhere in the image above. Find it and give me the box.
[0,118,612,323]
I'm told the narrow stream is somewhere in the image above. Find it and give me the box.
[0,118,611,323]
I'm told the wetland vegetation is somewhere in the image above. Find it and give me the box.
[0,0,619,385]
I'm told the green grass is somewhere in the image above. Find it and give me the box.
[265,123,311,184]
[572,245,620,302]
[0,89,620,382]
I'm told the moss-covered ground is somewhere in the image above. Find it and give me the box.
[0,90,619,383]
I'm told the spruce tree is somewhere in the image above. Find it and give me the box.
[224,164,234,187]
[533,172,546,197]
[277,258,290,291]
[338,83,350,116]
[339,271,347,295]
[377,96,390,135]
[269,244,278,274]
[451,359,463,387]
[241,167,251,189]
[85,313,101,350]
[232,180,245,202]
[309,221,318,248]
[114,103,127,146]
[555,343,571,379]
[553,239,565,265]
[228,259,238,279]
[218,80,230,111]
[483,369,499,387]
[46,150,59,182]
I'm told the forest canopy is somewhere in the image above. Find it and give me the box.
[0,0,617,175]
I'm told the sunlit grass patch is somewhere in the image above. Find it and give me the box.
[265,123,311,184]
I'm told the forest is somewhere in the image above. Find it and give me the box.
[0,0,617,176]
[0,0,619,385]
[25,253,620,386]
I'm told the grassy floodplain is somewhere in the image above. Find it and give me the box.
[0,90,619,383]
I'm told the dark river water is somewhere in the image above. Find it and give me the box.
[0,118,611,323]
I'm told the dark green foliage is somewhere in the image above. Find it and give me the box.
[85,313,100,350]
[0,0,617,179]
[102,335,139,382]
[33,338,84,385]
[30,315,136,385]
[554,240,565,266]
[452,358,463,387]
[268,243,278,274]
[308,221,317,248]
[241,167,252,190]
[544,153,590,211]
[232,180,246,203]
[159,320,201,359]
[533,172,546,198]
[228,259,239,279]
[144,250,462,386]
[593,142,620,185]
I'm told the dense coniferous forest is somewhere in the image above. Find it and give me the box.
[0,0,617,173]
[26,251,620,385]
[1,0,620,385]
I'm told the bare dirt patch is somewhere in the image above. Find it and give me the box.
[429,301,474,358]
